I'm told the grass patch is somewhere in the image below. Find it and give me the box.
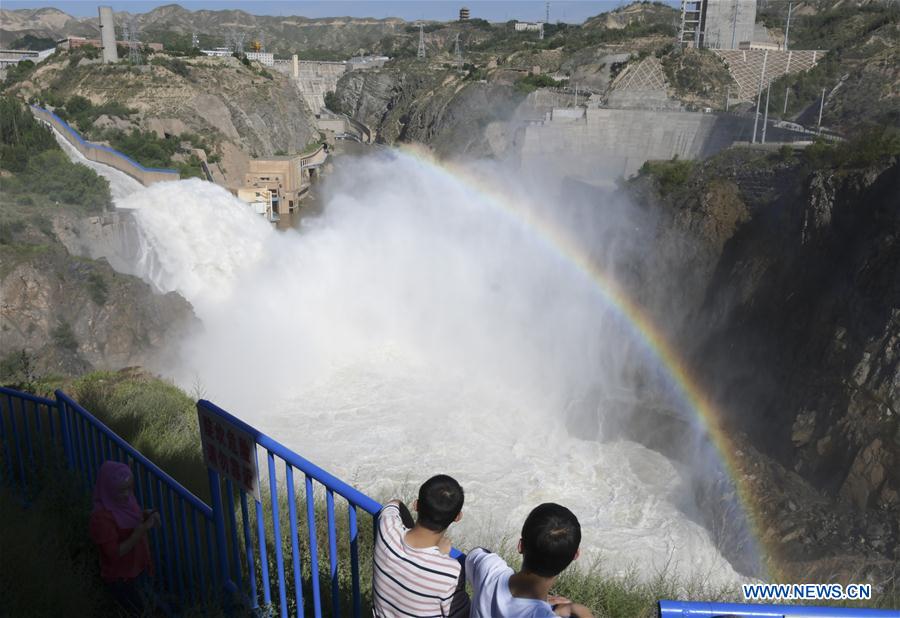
[69,370,208,503]
[637,157,695,195]
[515,73,564,93]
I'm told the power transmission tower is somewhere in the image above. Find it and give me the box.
[454,33,463,72]
[125,18,141,65]
[417,24,426,59]
[191,31,199,50]
[545,1,550,24]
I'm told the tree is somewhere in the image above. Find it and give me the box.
[324,91,342,113]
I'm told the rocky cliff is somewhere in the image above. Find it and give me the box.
[1,214,195,381]
[335,63,524,157]
[10,55,318,187]
[625,148,899,582]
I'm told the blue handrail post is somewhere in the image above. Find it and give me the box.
[54,391,75,470]
[207,466,233,594]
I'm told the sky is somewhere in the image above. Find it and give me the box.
[1,1,678,24]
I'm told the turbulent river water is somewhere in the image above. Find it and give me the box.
[64,140,748,586]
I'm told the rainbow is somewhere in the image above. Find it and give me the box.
[392,144,777,581]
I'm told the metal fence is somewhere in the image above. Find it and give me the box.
[0,386,390,616]
[4,387,894,617]
[198,398,383,617]
[1,388,222,610]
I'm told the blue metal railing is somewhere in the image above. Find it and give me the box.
[5,387,894,617]
[198,399,382,617]
[54,390,222,609]
[0,387,222,610]
[659,600,897,617]
[0,387,60,503]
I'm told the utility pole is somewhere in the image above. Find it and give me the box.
[761,79,771,143]
[725,85,730,112]
[417,24,426,59]
[783,86,790,115]
[730,0,739,50]
[817,88,826,134]
[783,2,793,51]
[752,50,768,143]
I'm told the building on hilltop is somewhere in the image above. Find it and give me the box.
[679,0,758,50]
[61,37,163,53]
[514,22,544,32]
[245,51,274,66]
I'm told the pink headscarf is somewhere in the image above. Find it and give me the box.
[93,460,143,529]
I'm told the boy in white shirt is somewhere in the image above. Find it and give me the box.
[466,503,594,618]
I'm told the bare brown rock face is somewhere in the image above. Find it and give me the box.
[627,150,900,582]
[10,56,318,188]
[1,218,195,380]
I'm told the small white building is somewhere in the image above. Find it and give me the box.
[245,52,275,66]
[514,21,543,32]
[0,47,56,71]
[200,47,232,58]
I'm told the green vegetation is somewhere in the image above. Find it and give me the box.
[0,96,112,215]
[661,48,734,108]
[51,322,78,352]
[295,48,346,61]
[71,371,208,500]
[86,272,109,305]
[324,90,342,113]
[58,95,135,133]
[760,3,900,130]
[637,157,695,195]
[9,34,57,51]
[0,96,58,171]
[515,73,564,93]
[151,55,192,78]
[2,59,37,88]
[801,126,900,170]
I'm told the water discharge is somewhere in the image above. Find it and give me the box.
[91,149,744,586]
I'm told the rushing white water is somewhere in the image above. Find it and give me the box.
[50,126,144,201]
[70,144,746,585]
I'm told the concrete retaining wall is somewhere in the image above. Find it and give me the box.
[31,105,179,186]
[520,107,809,178]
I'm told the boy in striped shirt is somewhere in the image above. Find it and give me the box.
[373,475,470,617]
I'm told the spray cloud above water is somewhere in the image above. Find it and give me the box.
[114,149,747,585]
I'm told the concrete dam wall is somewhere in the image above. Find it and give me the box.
[519,107,809,179]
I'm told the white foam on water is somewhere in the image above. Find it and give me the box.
[80,149,746,586]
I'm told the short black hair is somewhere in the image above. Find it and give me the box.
[416,475,464,532]
[520,503,581,577]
